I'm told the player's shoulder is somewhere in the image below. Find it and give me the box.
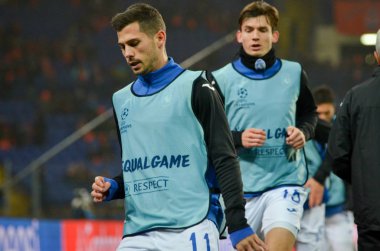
[212,62,234,76]
[280,59,301,69]
[183,69,204,80]
[209,63,236,88]
[113,81,134,100]
[191,71,214,90]
[185,71,221,103]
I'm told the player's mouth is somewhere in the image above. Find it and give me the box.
[129,61,142,70]
[250,44,261,51]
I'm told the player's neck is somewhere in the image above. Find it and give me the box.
[239,47,276,71]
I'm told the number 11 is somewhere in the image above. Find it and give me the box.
[190,232,210,251]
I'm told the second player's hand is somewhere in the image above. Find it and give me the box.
[236,234,268,251]
[91,176,111,202]
[286,126,305,149]
[242,128,266,148]
[304,178,324,208]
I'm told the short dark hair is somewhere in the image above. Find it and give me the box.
[111,3,166,36]
[312,85,335,105]
[239,1,279,31]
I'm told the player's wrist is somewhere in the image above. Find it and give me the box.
[229,226,255,248]
[103,178,118,201]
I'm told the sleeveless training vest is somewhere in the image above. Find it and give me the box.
[213,60,307,193]
[113,70,210,235]
[326,173,346,207]
[302,140,345,207]
[304,140,323,178]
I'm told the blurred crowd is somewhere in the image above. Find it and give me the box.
[0,0,375,218]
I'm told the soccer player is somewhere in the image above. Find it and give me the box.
[296,87,330,251]
[297,86,356,251]
[90,3,267,251]
[209,1,317,250]
[311,86,356,251]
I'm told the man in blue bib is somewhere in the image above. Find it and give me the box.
[209,1,317,250]
[90,3,267,251]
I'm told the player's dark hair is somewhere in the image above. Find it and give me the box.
[239,1,279,31]
[312,85,335,105]
[111,3,166,36]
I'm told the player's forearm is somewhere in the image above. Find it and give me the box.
[212,153,248,232]
[296,70,317,140]
[191,76,250,233]
[313,157,332,184]
[231,131,243,148]
[110,172,125,199]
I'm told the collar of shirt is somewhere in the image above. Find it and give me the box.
[232,57,282,80]
[132,57,184,96]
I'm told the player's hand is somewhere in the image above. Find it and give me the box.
[91,176,111,202]
[286,126,305,149]
[236,234,268,251]
[304,178,324,208]
[242,128,266,148]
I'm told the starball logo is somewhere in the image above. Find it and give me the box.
[121,107,129,120]
[237,88,248,99]
[120,107,132,134]
[235,87,255,108]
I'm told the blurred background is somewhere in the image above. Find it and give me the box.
[0,0,379,221]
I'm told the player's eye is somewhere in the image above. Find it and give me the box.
[128,40,140,47]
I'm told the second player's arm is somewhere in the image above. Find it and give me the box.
[295,69,318,141]
[191,75,267,250]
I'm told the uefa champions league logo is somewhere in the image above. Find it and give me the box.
[120,107,132,133]
[237,88,248,99]
[236,87,255,108]
[121,108,129,120]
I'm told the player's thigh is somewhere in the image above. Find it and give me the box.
[219,198,265,251]
[117,219,219,251]
[159,219,219,251]
[180,219,219,251]
[262,186,307,238]
[325,211,356,251]
[244,196,265,237]
[297,204,326,251]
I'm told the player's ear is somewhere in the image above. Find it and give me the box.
[236,30,243,44]
[272,30,279,44]
[155,30,166,49]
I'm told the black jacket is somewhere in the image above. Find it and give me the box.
[327,66,380,230]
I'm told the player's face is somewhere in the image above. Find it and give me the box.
[317,103,335,123]
[117,22,164,75]
[237,15,279,57]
